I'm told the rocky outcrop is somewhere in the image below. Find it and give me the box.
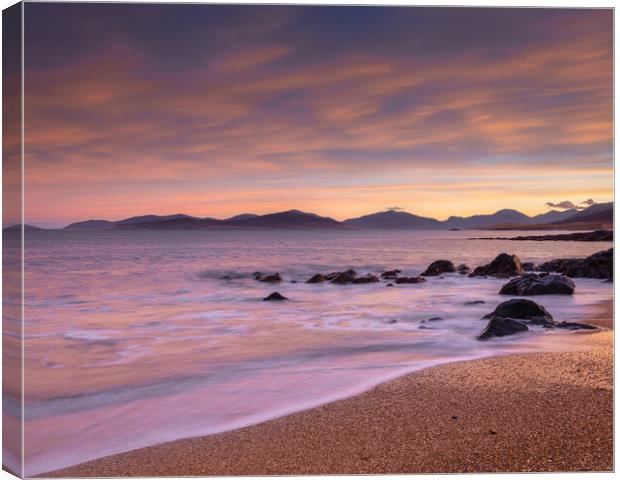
[262,292,287,301]
[478,316,529,340]
[352,274,380,284]
[421,260,456,276]
[395,276,427,284]
[536,248,612,280]
[555,321,598,330]
[499,274,575,296]
[475,230,613,242]
[330,271,357,284]
[456,264,470,275]
[469,253,523,278]
[306,274,326,284]
[380,269,401,279]
[482,299,554,326]
[521,262,535,271]
[257,273,282,283]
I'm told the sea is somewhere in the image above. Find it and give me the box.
[3,228,613,475]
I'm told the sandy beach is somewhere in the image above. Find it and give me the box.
[45,299,613,477]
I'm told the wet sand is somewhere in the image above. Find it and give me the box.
[46,300,613,476]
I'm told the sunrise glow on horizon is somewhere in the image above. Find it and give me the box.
[14,4,613,227]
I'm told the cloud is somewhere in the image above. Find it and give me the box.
[546,201,578,210]
[580,198,598,206]
[20,5,613,223]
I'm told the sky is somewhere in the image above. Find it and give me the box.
[18,4,613,227]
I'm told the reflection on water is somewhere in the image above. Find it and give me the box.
[14,229,612,475]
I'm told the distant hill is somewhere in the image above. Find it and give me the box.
[554,202,613,225]
[529,209,579,224]
[115,214,197,225]
[491,202,613,230]
[232,210,347,229]
[224,213,259,222]
[60,203,614,231]
[443,209,531,229]
[64,220,116,230]
[3,224,45,231]
[65,210,348,230]
[344,210,442,229]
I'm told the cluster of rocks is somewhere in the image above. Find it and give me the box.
[305,268,427,285]
[305,269,380,285]
[478,299,597,340]
[535,248,612,280]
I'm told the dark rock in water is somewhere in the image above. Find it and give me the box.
[330,271,356,284]
[291,280,297,283]
[306,273,326,284]
[380,269,401,279]
[456,264,470,275]
[386,283,394,287]
[536,248,612,280]
[422,260,456,276]
[262,292,288,301]
[521,262,535,271]
[464,300,485,305]
[499,274,575,296]
[386,319,398,324]
[252,271,263,280]
[535,258,579,273]
[478,316,529,340]
[423,316,444,322]
[395,276,427,284]
[259,273,282,283]
[555,321,598,330]
[221,275,232,280]
[469,253,523,278]
[483,299,554,326]
[352,274,380,284]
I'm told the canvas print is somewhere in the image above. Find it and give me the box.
[2,2,614,477]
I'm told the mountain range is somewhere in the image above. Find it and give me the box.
[7,202,612,231]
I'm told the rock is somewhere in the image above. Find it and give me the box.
[262,292,288,301]
[421,316,444,323]
[259,273,282,283]
[330,271,356,284]
[395,276,427,284]
[469,253,523,277]
[386,283,394,287]
[478,316,529,340]
[555,321,598,330]
[499,274,575,296]
[306,273,326,284]
[521,262,535,271]
[252,271,263,280]
[352,274,380,284]
[421,260,456,276]
[456,264,470,275]
[464,300,485,305]
[535,258,579,273]
[482,299,554,326]
[536,248,612,280]
[380,269,401,279]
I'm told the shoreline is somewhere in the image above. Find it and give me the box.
[45,299,613,477]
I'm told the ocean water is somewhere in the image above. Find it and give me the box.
[8,229,613,475]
